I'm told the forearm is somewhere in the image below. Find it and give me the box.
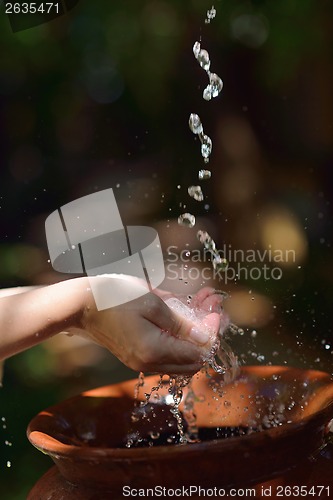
[0,277,90,361]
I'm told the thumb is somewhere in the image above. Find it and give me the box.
[142,294,220,347]
[184,312,220,346]
[163,297,221,346]
[163,297,220,346]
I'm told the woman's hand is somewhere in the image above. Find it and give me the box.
[0,276,228,376]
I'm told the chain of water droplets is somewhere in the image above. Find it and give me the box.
[127,373,193,446]
[205,5,217,24]
[193,41,223,103]
[126,373,164,448]
[168,375,193,444]
[178,15,227,274]
[174,7,245,442]
[127,6,242,449]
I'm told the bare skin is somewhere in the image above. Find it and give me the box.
[0,276,224,374]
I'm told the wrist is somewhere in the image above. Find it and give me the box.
[73,277,98,331]
[42,277,95,335]
[61,277,95,331]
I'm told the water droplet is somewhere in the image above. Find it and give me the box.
[178,213,196,228]
[209,73,223,97]
[126,439,133,448]
[198,169,211,180]
[213,251,226,268]
[328,419,333,433]
[212,255,228,272]
[203,73,223,100]
[149,431,160,440]
[203,87,212,101]
[201,135,212,160]
[6,461,11,468]
[196,48,211,71]
[205,6,217,24]
[251,330,257,338]
[193,41,201,59]
[189,113,203,134]
[188,185,204,202]
[197,230,216,251]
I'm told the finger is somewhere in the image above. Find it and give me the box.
[191,287,215,308]
[200,293,223,313]
[142,295,213,346]
[132,316,203,372]
[152,288,174,300]
[202,312,221,335]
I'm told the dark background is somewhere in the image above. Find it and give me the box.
[0,0,332,497]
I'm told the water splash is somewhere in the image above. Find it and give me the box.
[127,291,241,447]
[183,380,200,443]
[126,373,164,447]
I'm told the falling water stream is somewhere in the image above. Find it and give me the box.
[127,5,242,448]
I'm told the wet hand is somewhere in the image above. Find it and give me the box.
[79,277,226,375]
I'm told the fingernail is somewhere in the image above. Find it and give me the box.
[189,326,210,345]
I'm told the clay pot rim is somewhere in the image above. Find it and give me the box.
[27,365,333,461]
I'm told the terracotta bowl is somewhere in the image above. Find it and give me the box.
[27,366,333,495]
